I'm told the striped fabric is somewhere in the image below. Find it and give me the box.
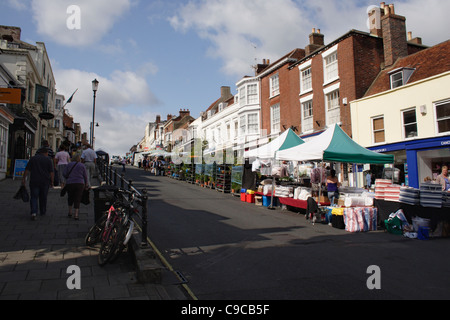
[343,207,377,233]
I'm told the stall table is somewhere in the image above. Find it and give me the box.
[278,197,330,209]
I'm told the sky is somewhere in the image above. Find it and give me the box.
[1,0,449,157]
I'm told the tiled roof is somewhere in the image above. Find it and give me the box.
[365,39,450,97]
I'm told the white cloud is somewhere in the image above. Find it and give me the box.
[54,67,160,156]
[170,0,450,78]
[30,0,132,47]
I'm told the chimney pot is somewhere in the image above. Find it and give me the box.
[389,4,395,14]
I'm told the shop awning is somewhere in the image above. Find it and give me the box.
[276,124,394,164]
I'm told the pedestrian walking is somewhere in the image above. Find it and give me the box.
[81,144,97,187]
[121,157,126,172]
[64,154,88,220]
[54,145,71,188]
[22,147,54,220]
[366,171,372,189]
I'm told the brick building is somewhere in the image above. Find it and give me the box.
[257,2,426,139]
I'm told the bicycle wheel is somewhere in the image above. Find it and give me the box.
[108,221,128,263]
[85,214,107,246]
[98,219,122,266]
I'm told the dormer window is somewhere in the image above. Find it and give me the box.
[389,68,415,89]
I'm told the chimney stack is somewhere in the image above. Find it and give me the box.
[179,109,190,118]
[381,3,408,67]
[255,59,270,75]
[220,86,232,101]
[305,28,324,55]
[156,115,161,124]
[407,31,422,45]
[0,26,22,42]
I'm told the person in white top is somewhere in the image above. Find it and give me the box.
[54,146,71,188]
[81,144,98,187]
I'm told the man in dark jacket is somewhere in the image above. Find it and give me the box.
[22,147,54,220]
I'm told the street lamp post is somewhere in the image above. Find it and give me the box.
[91,79,99,148]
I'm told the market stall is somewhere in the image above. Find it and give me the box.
[275,124,395,232]
[244,128,305,208]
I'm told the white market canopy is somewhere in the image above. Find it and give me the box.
[244,128,305,159]
[276,124,394,164]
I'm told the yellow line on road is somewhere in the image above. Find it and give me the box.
[134,222,198,300]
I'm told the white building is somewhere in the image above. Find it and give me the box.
[182,77,264,165]
[0,26,59,157]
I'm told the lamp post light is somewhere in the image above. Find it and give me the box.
[91,78,99,148]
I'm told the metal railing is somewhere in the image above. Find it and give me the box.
[96,159,148,247]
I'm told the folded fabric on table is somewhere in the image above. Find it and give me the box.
[344,196,366,207]
[399,187,420,205]
[384,185,401,202]
[443,192,450,208]
[420,190,443,208]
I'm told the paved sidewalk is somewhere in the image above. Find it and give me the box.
[0,178,190,300]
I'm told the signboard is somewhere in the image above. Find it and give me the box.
[0,88,21,104]
[13,159,28,179]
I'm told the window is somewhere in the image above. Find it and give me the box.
[240,115,246,135]
[436,99,450,134]
[300,67,312,92]
[402,109,417,138]
[271,104,281,133]
[248,114,259,134]
[270,74,280,97]
[373,117,385,144]
[302,100,313,119]
[301,99,313,133]
[247,84,258,104]
[391,71,403,89]
[324,52,338,82]
[326,90,340,110]
[390,68,415,89]
[239,87,246,106]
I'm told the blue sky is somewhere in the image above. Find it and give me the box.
[1,0,448,156]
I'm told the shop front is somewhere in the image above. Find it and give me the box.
[0,104,14,180]
[369,135,450,188]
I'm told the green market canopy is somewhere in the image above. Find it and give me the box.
[276,124,394,164]
[244,128,305,159]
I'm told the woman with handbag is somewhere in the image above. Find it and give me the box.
[63,154,88,220]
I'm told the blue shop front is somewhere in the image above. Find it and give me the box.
[368,135,450,188]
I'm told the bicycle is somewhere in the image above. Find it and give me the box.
[88,188,140,266]
[107,189,140,263]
